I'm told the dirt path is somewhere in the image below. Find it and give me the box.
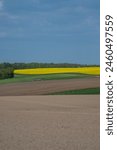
[0,77,99,96]
[0,95,99,150]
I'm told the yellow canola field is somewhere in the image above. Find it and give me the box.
[14,67,100,75]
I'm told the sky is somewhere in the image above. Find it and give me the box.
[0,0,100,64]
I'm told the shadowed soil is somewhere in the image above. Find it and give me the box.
[0,77,99,96]
[0,95,99,150]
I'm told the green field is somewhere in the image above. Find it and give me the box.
[49,87,100,95]
[0,73,94,84]
[0,73,100,95]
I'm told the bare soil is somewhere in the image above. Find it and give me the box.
[0,77,99,96]
[0,95,99,150]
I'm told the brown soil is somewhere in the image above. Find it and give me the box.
[0,95,99,150]
[0,77,99,96]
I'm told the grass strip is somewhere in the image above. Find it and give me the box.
[49,87,100,95]
[0,73,94,84]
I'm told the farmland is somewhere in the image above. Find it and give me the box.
[0,77,99,96]
[0,63,100,95]
[0,73,91,84]
[14,67,100,75]
[48,87,100,95]
[0,95,99,150]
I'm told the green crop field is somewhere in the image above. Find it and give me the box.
[0,73,94,84]
[49,87,100,95]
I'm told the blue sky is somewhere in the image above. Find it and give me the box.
[0,0,100,64]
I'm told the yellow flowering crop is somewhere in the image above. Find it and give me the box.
[14,67,100,75]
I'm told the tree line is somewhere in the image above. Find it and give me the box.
[0,68,14,80]
[0,62,99,80]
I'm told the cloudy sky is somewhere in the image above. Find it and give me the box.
[0,0,100,64]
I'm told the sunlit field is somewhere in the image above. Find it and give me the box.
[0,67,100,95]
[14,67,100,75]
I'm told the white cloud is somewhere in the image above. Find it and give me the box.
[0,0,3,11]
[0,12,19,22]
[0,31,7,38]
[32,0,40,3]
[84,16,99,27]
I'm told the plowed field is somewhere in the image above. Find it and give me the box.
[0,95,99,150]
[0,77,99,96]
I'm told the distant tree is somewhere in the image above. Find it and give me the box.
[0,68,14,80]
